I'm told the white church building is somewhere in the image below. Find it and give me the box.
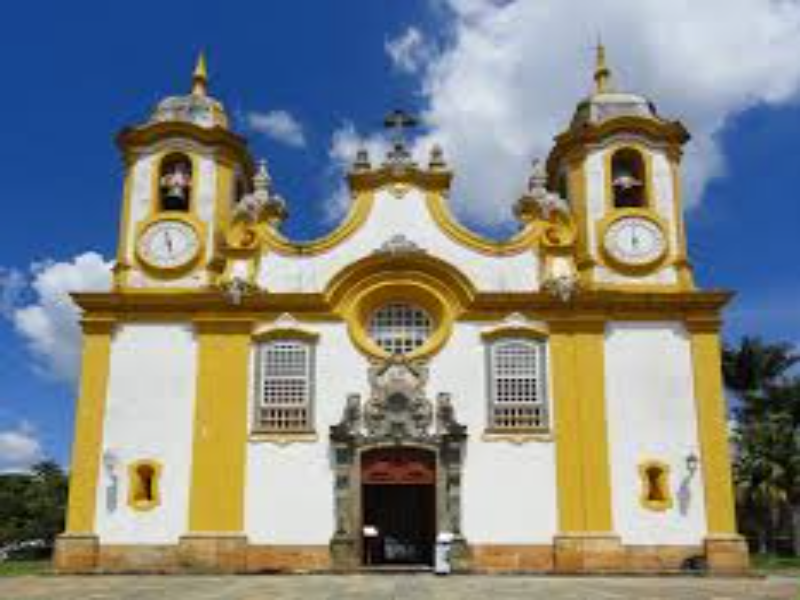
[55,51,748,574]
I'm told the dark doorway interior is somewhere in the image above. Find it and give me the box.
[361,448,436,566]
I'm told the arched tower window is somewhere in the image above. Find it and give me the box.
[158,153,193,212]
[611,148,647,208]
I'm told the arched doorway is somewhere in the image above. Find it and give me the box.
[361,447,436,566]
[329,355,469,570]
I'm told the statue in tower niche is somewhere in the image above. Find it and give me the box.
[159,158,192,211]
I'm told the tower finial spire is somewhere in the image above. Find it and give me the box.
[593,40,612,94]
[192,52,208,97]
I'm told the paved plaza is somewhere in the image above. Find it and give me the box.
[0,575,797,600]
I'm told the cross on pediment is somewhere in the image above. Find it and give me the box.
[383,109,419,145]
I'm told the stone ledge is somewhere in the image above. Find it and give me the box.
[178,534,248,573]
[53,533,99,573]
[705,535,750,575]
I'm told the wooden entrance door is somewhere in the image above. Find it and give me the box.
[361,448,436,565]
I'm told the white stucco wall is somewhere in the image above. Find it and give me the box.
[257,187,539,294]
[430,324,558,543]
[95,323,197,544]
[244,319,558,545]
[605,322,707,545]
[245,323,358,544]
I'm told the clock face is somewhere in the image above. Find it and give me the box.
[137,220,200,270]
[603,216,666,267]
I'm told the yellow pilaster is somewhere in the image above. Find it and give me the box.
[551,321,614,533]
[187,319,251,533]
[64,319,115,534]
[688,321,737,534]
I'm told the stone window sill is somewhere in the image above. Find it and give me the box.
[482,429,553,444]
[249,430,319,445]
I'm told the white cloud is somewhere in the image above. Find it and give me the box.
[246,110,307,148]
[10,252,112,384]
[0,422,43,473]
[382,0,800,227]
[386,27,436,74]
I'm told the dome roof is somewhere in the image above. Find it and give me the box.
[149,54,229,130]
[570,45,661,129]
[570,91,659,129]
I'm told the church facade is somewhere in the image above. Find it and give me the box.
[55,52,749,574]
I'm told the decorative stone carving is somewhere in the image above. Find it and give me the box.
[234,160,287,225]
[220,276,254,305]
[514,159,570,222]
[329,354,469,570]
[542,256,580,302]
[374,234,425,257]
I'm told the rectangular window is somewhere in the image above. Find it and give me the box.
[488,339,548,431]
[255,340,314,432]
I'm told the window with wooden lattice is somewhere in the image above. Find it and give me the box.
[255,340,314,433]
[487,338,549,431]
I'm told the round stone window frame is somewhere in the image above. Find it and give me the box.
[343,280,456,361]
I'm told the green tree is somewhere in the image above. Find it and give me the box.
[723,336,800,555]
[0,460,68,555]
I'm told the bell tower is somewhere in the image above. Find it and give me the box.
[547,45,693,290]
[113,55,254,290]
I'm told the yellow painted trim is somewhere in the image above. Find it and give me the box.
[548,115,689,172]
[187,321,252,533]
[262,190,374,256]
[325,252,477,311]
[251,327,319,343]
[117,121,254,171]
[481,324,549,342]
[343,276,456,361]
[261,186,540,258]
[64,320,114,534]
[595,208,671,276]
[213,158,235,234]
[638,460,674,512]
[133,212,207,279]
[424,191,539,256]
[324,252,475,360]
[127,459,162,512]
[551,325,614,533]
[668,157,695,289]
[689,328,738,534]
[249,432,319,445]
[481,431,554,444]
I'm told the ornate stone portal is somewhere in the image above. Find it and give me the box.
[329,355,469,570]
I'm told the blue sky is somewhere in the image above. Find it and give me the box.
[0,0,799,469]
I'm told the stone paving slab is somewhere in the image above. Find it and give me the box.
[0,575,797,600]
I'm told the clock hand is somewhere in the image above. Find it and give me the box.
[164,230,174,255]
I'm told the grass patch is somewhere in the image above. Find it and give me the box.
[751,553,800,575]
[0,560,51,577]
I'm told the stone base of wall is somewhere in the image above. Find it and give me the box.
[470,544,554,572]
[178,534,248,573]
[553,534,625,573]
[705,535,750,575]
[54,534,99,573]
[52,538,748,575]
[248,545,331,572]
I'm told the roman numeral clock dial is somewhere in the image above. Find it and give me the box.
[136,219,200,272]
[603,216,667,269]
